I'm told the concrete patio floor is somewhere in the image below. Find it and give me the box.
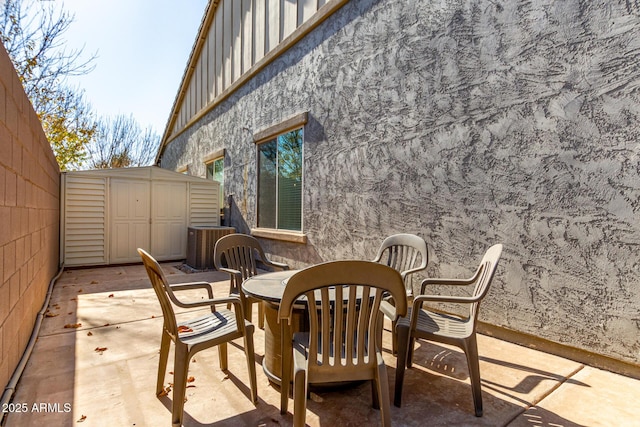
[3,263,639,427]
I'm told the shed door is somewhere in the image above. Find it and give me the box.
[151,181,188,260]
[110,179,151,263]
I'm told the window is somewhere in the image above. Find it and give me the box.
[206,157,224,184]
[205,153,225,218]
[257,128,303,231]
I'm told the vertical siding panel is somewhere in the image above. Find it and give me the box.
[282,0,297,39]
[194,57,202,112]
[169,0,334,136]
[183,92,189,124]
[186,89,192,122]
[299,0,316,26]
[254,0,266,62]
[242,0,253,73]
[207,22,216,101]
[201,42,208,107]
[223,0,233,88]
[190,83,196,119]
[180,99,186,130]
[232,0,242,82]
[266,0,280,53]
[215,5,224,96]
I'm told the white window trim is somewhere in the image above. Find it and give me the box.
[253,113,307,243]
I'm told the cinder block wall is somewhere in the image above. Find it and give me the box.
[0,43,60,391]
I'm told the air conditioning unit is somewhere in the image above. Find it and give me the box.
[186,226,235,269]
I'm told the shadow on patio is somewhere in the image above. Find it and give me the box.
[3,263,639,426]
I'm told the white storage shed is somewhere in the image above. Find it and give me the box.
[61,166,220,267]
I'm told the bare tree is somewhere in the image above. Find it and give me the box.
[0,0,97,170]
[83,114,159,169]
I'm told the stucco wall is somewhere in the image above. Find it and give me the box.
[0,43,60,390]
[160,0,640,365]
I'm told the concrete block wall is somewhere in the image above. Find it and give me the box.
[0,43,60,391]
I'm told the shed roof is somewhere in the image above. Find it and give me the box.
[62,165,210,183]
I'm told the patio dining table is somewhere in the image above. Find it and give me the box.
[242,269,304,385]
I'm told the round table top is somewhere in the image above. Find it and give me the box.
[242,270,299,303]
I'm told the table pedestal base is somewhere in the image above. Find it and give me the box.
[263,301,307,385]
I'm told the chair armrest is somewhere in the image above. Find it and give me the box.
[419,267,482,294]
[168,282,214,304]
[260,258,290,271]
[218,267,243,284]
[413,294,481,307]
[170,281,213,293]
[400,265,427,281]
[174,295,243,310]
[217,266,242,277]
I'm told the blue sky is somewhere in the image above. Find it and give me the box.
[59,0,209,135]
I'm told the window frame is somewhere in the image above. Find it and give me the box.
[252,113,307,243]
[204,149,226,221]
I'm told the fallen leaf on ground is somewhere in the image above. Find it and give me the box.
[94,347,107,354]
[64,323,82,329]
[187,376,195,383]
[90,280,98,284]
[87,331,93,336]
[70,298,77,301]
[158,386,171,397]
[103,323,110,327]
[108,294,114,298]
[77,414,87,422]
[45,312,59,317]
[78,289,83,293]
[178,325,193,333]
[187,385,196,388]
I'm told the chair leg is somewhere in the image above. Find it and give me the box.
[218,342,228,371]
[394,324,411,407]
[171,347,190,427]
[375,352,392,427]
[391,319,398,355]
[258,301,265,330]
[157,330,171,395]
[407,336,416,369]
[292,367,307,427]
[464,336,483,417]
[244,324,258,404]
[371,380,380,410]
[243,299,252,322]
[280,323,292,415]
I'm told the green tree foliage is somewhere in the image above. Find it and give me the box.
[0,0,97,170]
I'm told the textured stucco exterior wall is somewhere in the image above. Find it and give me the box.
[161,0,640,364]
[0,43,60,391]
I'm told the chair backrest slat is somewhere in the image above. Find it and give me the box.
[138,248,178,336]
[280,261,407,374]
[373,234,428,295]
[307,290,319,365]
[469,244,503,322]
[215,234,269,284]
